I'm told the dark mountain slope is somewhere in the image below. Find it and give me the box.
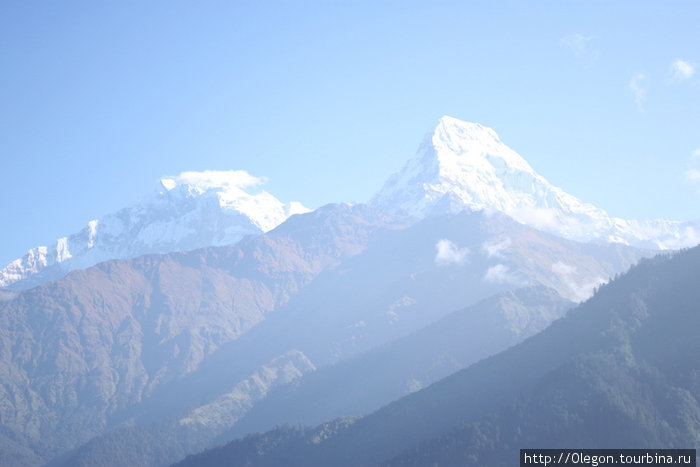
[227,286,573,438]
[176,247,700,466]
[0,203,404,464]
[55,209,646,467]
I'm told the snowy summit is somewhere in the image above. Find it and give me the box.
[159,170,309,232]
[372,116,700,249]
[0,170,309,290]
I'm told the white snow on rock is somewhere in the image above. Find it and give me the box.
[372,116,700,249]
[0,170,310,290]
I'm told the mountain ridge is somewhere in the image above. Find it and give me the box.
[0,203,400,464]
[42,207,648,467]
[1,117,697,466]
[4,117,698,291]
[0,170,309,290]
[173,246,700,466]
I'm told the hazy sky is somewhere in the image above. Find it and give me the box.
[2,1,699,267]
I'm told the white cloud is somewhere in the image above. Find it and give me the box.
[0,290,18,302]
[629,73,649,111]
[480,206,499,217]
[347,320,367,329]
[162,170,266,192]
[680,227,700,247]
[552,261,605,302]
[686,168,700,183]
[511,206,559,230]
[483,264,520,285]
[687,149,700,188]
[387,295,416,313]
[560,34,598,59]
[671,59,695,81]
[572,277,605,302]
[386,296,416,325]
[482,237,511,258]
[552,261,576,276]
[435,239,469,265]
[654,226,700,250]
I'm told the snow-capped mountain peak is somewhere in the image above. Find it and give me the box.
[372,116,601,222]
[372,116,699,249]
[0,170,309,290]
[432,116,535,175]
[158,170,309,232]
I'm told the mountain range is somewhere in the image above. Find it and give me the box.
[175,244,700,466]
[1,204,649,466]
[0,203,404,465]
[0,170,308,290]
[3,117,698,293]
[0,116,700,290]
[0,116,697,466]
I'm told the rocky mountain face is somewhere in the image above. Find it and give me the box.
[2,116,696,466]
[0,170,309,291]
[372,116,700,250]
[45,208,647,467]
[175,245,700,467]
[0,203,404,465]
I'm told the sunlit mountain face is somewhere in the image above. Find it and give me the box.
[373,116,700,249]
[0,117,697,467]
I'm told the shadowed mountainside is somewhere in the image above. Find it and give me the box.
[175,246,700,466]
[1,206,650,466]
[0,204,406,464]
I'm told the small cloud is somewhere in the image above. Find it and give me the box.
[654,226,700,250]
[629,73,649,111]
[163,170,267,192]
[0,290,18,302]
[480,206,499,217]
[560,34,598,59]
[686,149,700,189]
[680,227,700,247]
[671,59,695,81]
[387,296,416,312]
[552,261,576,276]
[484,264,520,285]
[386,296,416,325]
[510,206,559,230]
[686,168,700,183]
[552,261,605,302]
[435,239,469,265]
[347,320,367,329]
[482,237,511,258]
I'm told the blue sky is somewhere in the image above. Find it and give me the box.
[1,1,699,267]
